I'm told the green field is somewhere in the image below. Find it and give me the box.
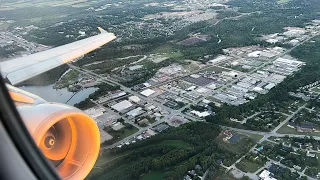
[165,52,184,59]
[236,159,265,173]
[276,123,320,136]
[236,132,263,142]
[199,65,230,73]
[151,44,173,54]
[103,124,139,145]
[215,134,254,154]
[213,174,238,180]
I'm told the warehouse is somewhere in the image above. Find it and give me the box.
[111,100,133,112]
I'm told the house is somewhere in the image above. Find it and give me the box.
[297,124,315,132]
[307,151,316,158]
[259,170,277,180]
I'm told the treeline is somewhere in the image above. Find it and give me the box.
[88,122,242,180]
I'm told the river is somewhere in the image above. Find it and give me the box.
[19,84,98,106]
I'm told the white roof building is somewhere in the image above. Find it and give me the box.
[273,58,305,67]
[253,87,263,93]
[259,170,277,180]
[248,51,262,57]
[140,89,155,97]
[231,61,239,66]
[84,107,105,119]
[186,86,197,91]
[190,74,201,78]
[129,65,143,70]
[265,83,276,90]
[202,99,211,104]
[266,39,279,44]
[143,82,151,87]
[207,83,217,90]
[126,107,143,117]
[128,95,141,103]
[196,87,209,93]
[207,55,230,65]
[190,110,211,117]
[111,100,133,112]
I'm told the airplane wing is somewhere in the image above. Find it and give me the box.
[0,27,116,85]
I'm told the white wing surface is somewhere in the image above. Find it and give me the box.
[0,27,116,85]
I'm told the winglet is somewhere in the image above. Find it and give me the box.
[98,27,107,33]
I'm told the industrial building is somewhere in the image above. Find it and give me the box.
[128,95,141,103]
[140,89,156,97]
[111,100,133,112]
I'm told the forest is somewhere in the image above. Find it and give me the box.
[88,122,253,180]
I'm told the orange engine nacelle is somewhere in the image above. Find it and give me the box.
[17,103,100,180]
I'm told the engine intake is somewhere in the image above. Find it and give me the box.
[17,103,100,180]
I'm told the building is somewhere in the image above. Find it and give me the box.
[154,124,169,132]
[248,51,261,57]
[222,71,238,78]
[84,107,105,119]
[273,58,305,68]
[129,65,143,70]
[111,100,133,112]
[126,107,143,117]
[190,110,211,117]
[207,83,217,90]
[297,124,315,132]
[264,83,276,90]
[140,89,155,97]
[259,170,277,180]
[128,95,141,103]
[207,55,230,65]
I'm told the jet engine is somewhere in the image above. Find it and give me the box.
[8,85,100,180]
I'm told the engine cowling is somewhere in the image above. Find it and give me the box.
[17,103,100,180]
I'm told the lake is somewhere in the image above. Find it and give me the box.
[19,84,98,106]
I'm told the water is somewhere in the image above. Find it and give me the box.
[19,84,98,106]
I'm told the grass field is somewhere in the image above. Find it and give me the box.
[165,52,184,59]
[199,65,230,73]
[236,132,263,142]
[236,159,265,173]
[215,134,253,154]
[151,44,173,54]
[104,124,139,145]
[276,123,320,136]
[213,174,237,180]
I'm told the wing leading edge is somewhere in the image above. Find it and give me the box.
[0,27,116,85]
